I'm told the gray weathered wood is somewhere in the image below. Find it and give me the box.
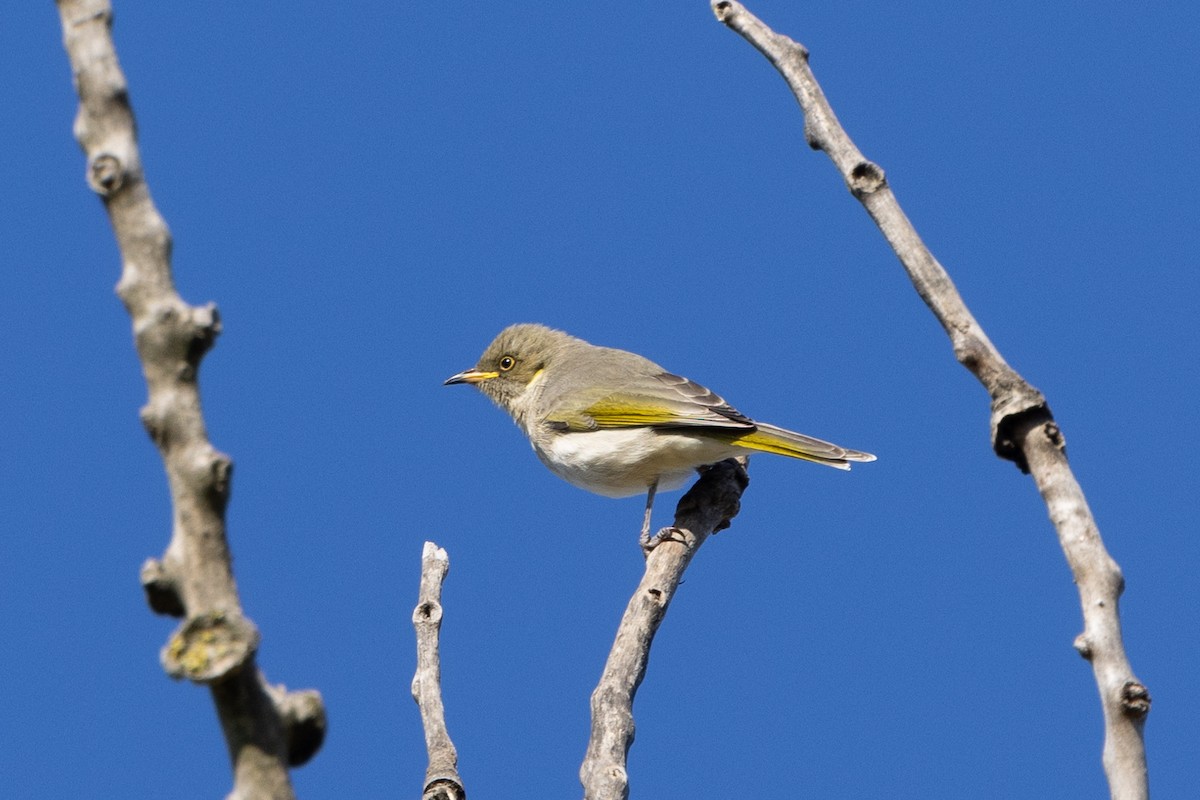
[580,460,748,800]
[412,542,466,800]
[711,3,1149,797]
[56,2,325,796]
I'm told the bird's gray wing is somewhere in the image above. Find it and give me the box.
[546,371,757,432]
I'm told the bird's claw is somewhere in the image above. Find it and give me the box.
[640,525,685,553]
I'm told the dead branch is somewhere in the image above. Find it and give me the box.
[580,459,749,800]
[56,2,325,796]
[412,542,466,800]
[711,3,1148,798]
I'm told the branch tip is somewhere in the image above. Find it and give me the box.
[422,540,450,564]
[412,544,464,797]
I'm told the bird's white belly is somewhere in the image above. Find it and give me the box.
[532,427,742,498]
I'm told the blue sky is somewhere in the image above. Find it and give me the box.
[4,2,1198,797]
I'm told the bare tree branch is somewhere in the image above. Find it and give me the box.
[580,459,748,800]
[56,1,325,796]
[412,542,466,800]
[711,2,1149,797]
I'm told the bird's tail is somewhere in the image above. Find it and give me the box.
[724,422,876,471]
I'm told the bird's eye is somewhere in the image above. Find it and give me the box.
[498,355,516,371]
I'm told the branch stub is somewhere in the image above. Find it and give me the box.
[161,610,260,683]
[87,152,125,196]
[990,392,1052,472]
[280,688,328,766]
[140,557,184,617]
[1120,682,1151,719]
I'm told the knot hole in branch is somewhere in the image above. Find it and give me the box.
[87,152,125,196]
[712,1,735,21]
[1120,681,1151,719]
[849,161,886,197]
[414,601,443,626]
[423,778,467,800]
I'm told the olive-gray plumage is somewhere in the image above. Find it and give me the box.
[445,324,874,540]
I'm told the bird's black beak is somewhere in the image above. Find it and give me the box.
[444,368,499,386]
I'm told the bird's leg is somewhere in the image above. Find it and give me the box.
[639,479,685,553]
[637,481,658,549]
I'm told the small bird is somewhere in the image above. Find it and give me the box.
[445,324,874,545]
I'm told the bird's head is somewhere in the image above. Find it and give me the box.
[444,323,575,421]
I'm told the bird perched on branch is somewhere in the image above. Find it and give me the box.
[446,324,874,546]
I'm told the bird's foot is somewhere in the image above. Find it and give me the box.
[640,525,686,554]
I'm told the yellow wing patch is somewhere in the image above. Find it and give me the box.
[579,398,689,427]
